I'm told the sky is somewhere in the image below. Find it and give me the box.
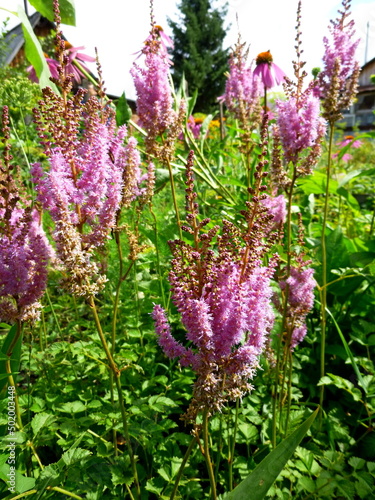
[1,0,375,100]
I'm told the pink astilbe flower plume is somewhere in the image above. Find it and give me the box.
[279,261,316,350]
[219,34,262,130]
[318,0,360,123]
[131,20,186,163]
[0,107,53,323]
[274,1,326,178]
[152,127,279,421]
[31,1,146,297]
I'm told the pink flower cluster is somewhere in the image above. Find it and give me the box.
[261,194,287,227]
[0,209,53,323]
[318,0,360,120]
[0,106,53,323]
[153,260,275,373]
[131,26,176,137]
[280,266,316,349]
[276,91,326,165]
[219,45,262,123]
[32,118,128,248]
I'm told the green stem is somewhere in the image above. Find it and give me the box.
[320,123,335,413]
[88,296,140,499]
[165,156,182,239]
[169,435,197,500]
[11,487,84,500]
[6,320,23,430]
[228,399,240,491]
[202,410,217,500]
[271,167,296,448]
[284,352,293,436]
[150,205,167,310]
[214,416,223,486]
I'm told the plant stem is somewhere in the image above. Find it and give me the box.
[6,320,23,430]
[87,296,141,499]
[272,168,296,448]
[228,398,240,491]
[11,487,84,500]
[165,156,182,239]
[320,123,335,413]
[169,435,197,500]
[202,410,217,500]
[150,205,167,310]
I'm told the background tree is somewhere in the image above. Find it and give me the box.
[168,0,229,113]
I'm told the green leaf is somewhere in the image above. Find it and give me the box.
[337,186,360,209]
[16,6,59,92]
[318,373,362,401]
[224,408,319,500]
[58,400,86,413]
[61,447,92,467]
[31,412,56,438]
[148,395,177,412]
[27,0,76,26]
[0,324,23,392]
[115,92,132,126]
[325,306,367,393]
[299,172,338,195]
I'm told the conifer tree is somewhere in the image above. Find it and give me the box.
[168,0,229,113]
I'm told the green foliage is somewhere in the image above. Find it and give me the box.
[28,0,76,26]
[168,0,229,113]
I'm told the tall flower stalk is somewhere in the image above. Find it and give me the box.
[0,105,53,430]
[270,1,326,445]
[316,0,359,411]
[30,1,149,496]
[153,120,278,495]
[131,6,186,238]
[220,34,262,193]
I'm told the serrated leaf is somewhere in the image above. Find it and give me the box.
[58,400,86,413]
[349,456,366,470]
[31,412,56,437]
[298,476,316,493]
[61,447,92,467]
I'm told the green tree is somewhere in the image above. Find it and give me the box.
[168,0,229,113]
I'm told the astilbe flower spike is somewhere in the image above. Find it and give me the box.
[318,0,360,123]
[275,1,327,177]
[31,2,145,297]
[219,34,262,130]
[0,106,53,323]
[131,21,186,163]
[152,134,279,421]
[279,261,316,350]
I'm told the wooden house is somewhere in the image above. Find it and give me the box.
[339,57,375,130]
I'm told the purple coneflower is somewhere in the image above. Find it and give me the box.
[254,51,286,89]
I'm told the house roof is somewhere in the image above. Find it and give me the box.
[0,12,54,67]
[362,56,375,72]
